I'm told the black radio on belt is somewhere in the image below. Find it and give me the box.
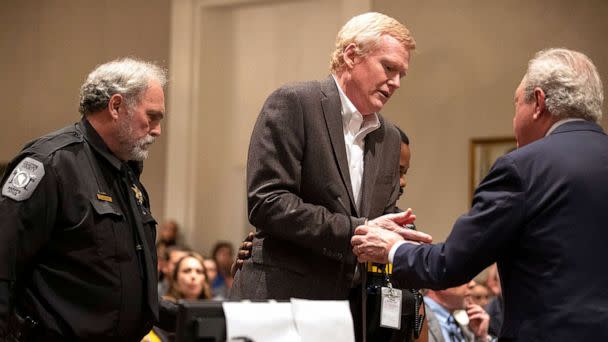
[365,223,425,340]
[8,311,39,342]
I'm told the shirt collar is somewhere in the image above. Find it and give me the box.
[424,296,452,324]
[332,75,381,137]
[78,117,126,172]
[545,118,585,136]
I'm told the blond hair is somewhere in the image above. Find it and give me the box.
[329,12,416,73]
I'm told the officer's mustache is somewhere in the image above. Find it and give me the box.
[136,135,156,149]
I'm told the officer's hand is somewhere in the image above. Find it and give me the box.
[230,231,254,277]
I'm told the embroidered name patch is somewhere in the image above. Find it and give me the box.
[2,157,45,201]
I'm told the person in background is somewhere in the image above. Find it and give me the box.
[424,281,493,342]
[203,258,218,287]
[154,220,180,291]
[164,252,211,302]
[158,219,180,246]
[156,242,168,282]
[483,264,502,337]
[204,258,225,299]
[211,241,235,298]
[353,48,608,340]
[365,126,426,341]
[396,126,411,200]
[158,245,191,296]
[468,283,490,308]
[484,264,501,299]
[143,252,211,342]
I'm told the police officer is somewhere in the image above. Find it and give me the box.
[365,128,425,342]
[0,58,176,341]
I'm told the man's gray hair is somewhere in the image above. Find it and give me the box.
[79,57,167,115]
[523,48,604,123]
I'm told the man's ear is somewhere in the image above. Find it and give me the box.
[108,94,123,120]
[532,87,547,120]
[342,43,358,69]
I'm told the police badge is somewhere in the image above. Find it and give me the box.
[131,184,144,206]
[2,157,45,201]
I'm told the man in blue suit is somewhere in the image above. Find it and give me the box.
[351,48,607,341]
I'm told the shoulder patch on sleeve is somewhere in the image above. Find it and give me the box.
[2,157,45,201]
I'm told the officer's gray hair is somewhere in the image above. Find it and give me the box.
[523,48,604,123]
[78,57,167,115]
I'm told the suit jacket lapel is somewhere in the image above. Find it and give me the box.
[359,120,384,217]
[320,76,358,215]
[426,307,446,342]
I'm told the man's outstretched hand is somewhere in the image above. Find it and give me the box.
[351,212,432,264]
[367,209,417,233]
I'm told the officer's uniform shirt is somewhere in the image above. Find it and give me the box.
[0,118,158,340]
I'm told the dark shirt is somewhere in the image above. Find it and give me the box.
[0,118,159,341]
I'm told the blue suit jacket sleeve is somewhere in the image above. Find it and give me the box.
[392,154,526,289]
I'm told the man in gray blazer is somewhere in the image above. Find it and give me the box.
[230,12,431,335]
[424,281,492,342]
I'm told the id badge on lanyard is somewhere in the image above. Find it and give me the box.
[379,267,402,330]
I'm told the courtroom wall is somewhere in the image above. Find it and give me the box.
[0,0,171,218]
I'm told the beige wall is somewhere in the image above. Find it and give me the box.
[0,0,170,218]
[374,0,608,241]
[3,0,608,250]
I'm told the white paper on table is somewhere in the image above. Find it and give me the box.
[290,298,355,342]
[222,301,301,342]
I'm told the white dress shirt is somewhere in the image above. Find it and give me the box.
[332,75,380,210]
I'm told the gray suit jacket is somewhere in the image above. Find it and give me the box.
[425,304,476,342]
[230,76,401,300]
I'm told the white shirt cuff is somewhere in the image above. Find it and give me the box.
[388,240,407,263]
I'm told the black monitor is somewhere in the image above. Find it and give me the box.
[175,300,226,342]
[175,300,290,342]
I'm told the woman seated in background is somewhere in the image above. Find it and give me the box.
[165,252,212,301]
[142,252,211,342]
